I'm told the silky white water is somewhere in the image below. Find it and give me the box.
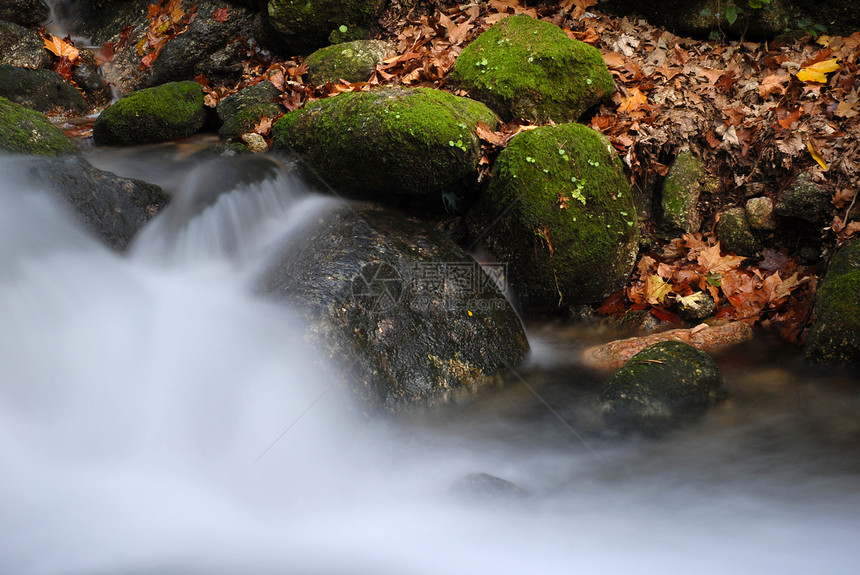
[1,152,859,575]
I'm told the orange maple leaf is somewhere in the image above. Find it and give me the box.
[696,243,746,274]
[44,35,79,62]
[618,87,649,114]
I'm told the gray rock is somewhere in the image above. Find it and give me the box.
[745,196,776,231]
[0,64,89,115]
[304,39,393,85]
[715,206,761,256]
[676,291,716,322]
[0,20,51,68]
[451,473,526,501]
[600,340,725,436]
[804,238,860,367]
[776,171,832,225]
[29,156,169,251]
[0,0,49,27]
[259,202,529,413]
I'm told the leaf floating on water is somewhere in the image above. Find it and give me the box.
[795,58,839,83]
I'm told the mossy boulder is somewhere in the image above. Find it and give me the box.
[715,206,761,256]
[658,150,707,238]
[93,81,207,146]
[259,202,529,413]
[216,81,285,140]
[448,15,614,123]
[775,171,832,225]
[0,65,89,115]
[466,123,639,311]
[804,238,860,367]
[271,86,497,204]
[267,0,383,53]
[304,39,392,84]
[0,20,52,68]
[600,340,725,436]
[0,96,76,156]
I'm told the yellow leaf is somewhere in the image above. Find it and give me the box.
[806,140,829,171]
[795,58,839,83]
[43,34,79,62]
[646,274,674,305]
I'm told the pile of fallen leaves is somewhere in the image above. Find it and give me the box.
[600,233,816,342]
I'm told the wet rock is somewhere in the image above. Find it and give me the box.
[775,171,832,225]
[715,206,761,256]
[304,39,393,85]
[216,81,284,140]
[72,49,112,107]
[267,0,384,53]
[0,96,76,156]
[93,81,207,146]
[93,0,267,96]
[0,64,89,115]
[657,151,707,238]
[600,340,725,436]
[29,156,169,251]
[449,15,614,123]
[259,202,529,413]
[452,473,526,501]
[745,196,776,231]
[272,86,497,207]
[676,291,716,322]
[582,321,753,372]
[0,20,51,68]
[0,0,49,27]
[804,238,860,367]
[241,132,268,153]
[466,123,639,311]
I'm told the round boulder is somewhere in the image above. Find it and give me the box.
[0,20,52,68]
[449,14,614,123]
[271,86,497,204]
[600,340,725,435]
[804,238,860,367]
[93,81,207,146]
[467,122,639,311]
[0,64,88,116]
[259,202,529,413]
[0,96,76,156]
[304,39,392,84]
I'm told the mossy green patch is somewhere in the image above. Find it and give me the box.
[715,206,761,256]
[804,238,860,366]
[0,96,77,156]
[271,86,497,198]
[92,81,206,146]
[659,150,704,236]
[219,102,284,139]
[304,39,391,84]
[467,123,639,310]
[449,15,614,123]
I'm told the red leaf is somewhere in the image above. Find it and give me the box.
[213,7,229,22]
[650,307,682,325]
[597,291,628,316]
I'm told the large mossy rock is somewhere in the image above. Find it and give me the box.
[260,202,529,413]
[0,96,76,156]
[449,15,614,123]
[804,238,860,367]
[304,39,392,84]
[600,340,725,436]
[271,87,497,204]
[467,123,639,311]
[29,156,170,251]
[267,0,383,53]
[93,81,207,146]
[0,65,89,115]
[0,20,51,68]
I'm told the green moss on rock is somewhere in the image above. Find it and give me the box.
[601,340,724,436]
[715,206,761,256]
[658,150,705,237]
[0,64,88,115]
[219,102,284,139]
[271,86,497,199]
[0,96,77,156]
[267,0,383,53]
[449,14,614,123]
[92,81,206,146]
[304,39,392,84]
[466,123,639,310]
[804,238,860,367]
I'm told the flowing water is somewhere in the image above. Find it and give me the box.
[1,148,859,575]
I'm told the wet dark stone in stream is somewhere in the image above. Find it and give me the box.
[259,202,529,413]
[600,340,725,436]
[29,156,169,251]
[452,473,526,501]
[0,0,50,27]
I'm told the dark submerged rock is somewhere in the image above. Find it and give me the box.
[29,156,170,251]
[804,238,860,368]
[452,473,526,501]
[93,81,207,146]
[0,20,52,68]
[600,340,725,436]
[259,202,529,413]
[0,96,76,156]
[0,64,89,115]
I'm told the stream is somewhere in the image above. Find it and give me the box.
[0,144,858,574]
